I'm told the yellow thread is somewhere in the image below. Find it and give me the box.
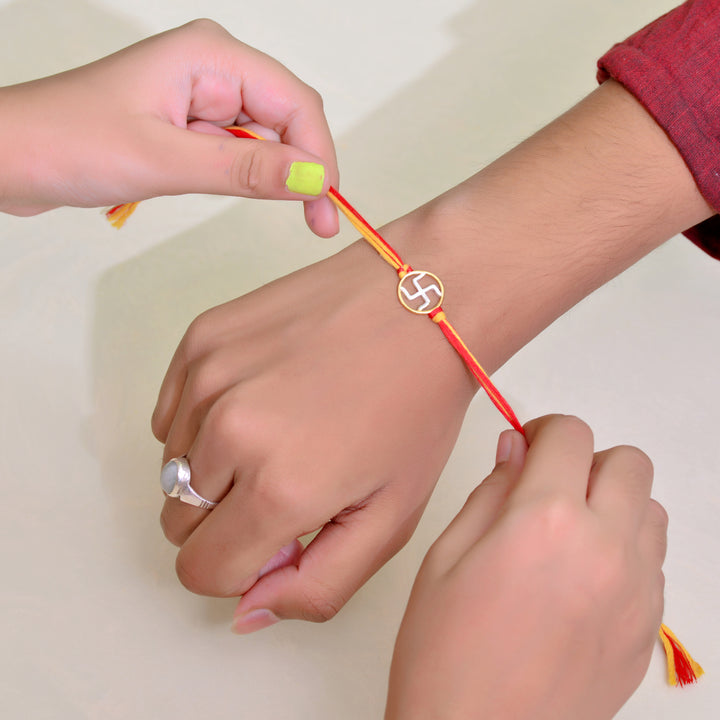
[107,202,139,229]
[442,318,491,376]
[659,624,704,686]
[327,193,402,270]
[431,311,447,324]
[230,126,264,140]
[659,628,678,686]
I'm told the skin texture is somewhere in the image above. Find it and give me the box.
[0,19,339,237]
[152,79,711,630]
[384,415,668,720]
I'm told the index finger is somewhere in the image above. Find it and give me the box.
[235,53,339,190]
[236,56,340,238]
[509,414,595,504]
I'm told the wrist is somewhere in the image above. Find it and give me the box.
[376,79,713,378]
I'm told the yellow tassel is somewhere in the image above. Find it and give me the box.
[659,623,704,686]
[105,202,139,229]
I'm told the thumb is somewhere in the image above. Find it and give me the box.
[422,429,528,573]
[230,501,421,634]
[146,121,329,201]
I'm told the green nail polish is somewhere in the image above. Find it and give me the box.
[286,162,325,196]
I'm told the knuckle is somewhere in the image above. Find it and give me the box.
[175,552,211,595]
[301,585,346,623]
[502,496,580,564]
[648,498,669,530]
[159,507,187,548]
[185,355,225,407]
[252,473,312,520]
[151,410,166,442]
[554,414,594,446]
[304,84,324,110]
[528,414,594,453]
[231,147,263,196]
[612,445,654,479]
[534,494,580,537]
[205,397,253,447]
[182,310,214,356]
[184,18,224,36]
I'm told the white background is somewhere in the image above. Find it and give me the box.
[0,1,717,718]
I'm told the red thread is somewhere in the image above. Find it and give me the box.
[112,124,526,436]
[230,127,525,435]
[661,626,702,686]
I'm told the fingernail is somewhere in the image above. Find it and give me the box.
[286,162,325,196]
[495,429,514,464]
[231,608,280,635]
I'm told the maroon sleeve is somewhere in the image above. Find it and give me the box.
[597,0,720,259]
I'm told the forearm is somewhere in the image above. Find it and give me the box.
[374,79,713,378]
[0,82,44,214]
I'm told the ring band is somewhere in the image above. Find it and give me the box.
[160,457,218,510]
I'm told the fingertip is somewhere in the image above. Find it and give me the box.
[257,540,303,579]
[521,413,565,443]
[522,414,592,450]
[495,428,527,467]
[305,196,340,238]
[231,608,280,635]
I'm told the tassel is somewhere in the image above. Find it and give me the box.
[659,623,704,686]
[105,201,139,229]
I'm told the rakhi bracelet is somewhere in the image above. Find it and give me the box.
[323,182,525,434]
[107,126,703,686]
[108,125,525,435]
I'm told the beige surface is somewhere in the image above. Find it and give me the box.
[1,1,717,718]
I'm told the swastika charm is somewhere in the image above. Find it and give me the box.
[397,270,445,314]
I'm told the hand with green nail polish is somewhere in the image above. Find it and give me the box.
[0,19,340,238]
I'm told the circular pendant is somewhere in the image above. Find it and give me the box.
[397,270,445,314]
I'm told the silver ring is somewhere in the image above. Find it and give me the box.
[160,457,218,510]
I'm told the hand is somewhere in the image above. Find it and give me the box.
[385,415,668,720]
[151,229,477,630]
[0,19,338,237]
[153,75,702,634]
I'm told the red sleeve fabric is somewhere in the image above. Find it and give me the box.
[597,0,720,259]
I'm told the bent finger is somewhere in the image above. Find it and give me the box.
[230,492,422,631]
[510,414,595,505]
[159,387,266,547]
[587,445,654,531]
[151,346,188,443]
[638,498,669,566]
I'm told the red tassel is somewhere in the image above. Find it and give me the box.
[659,624,704,687]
